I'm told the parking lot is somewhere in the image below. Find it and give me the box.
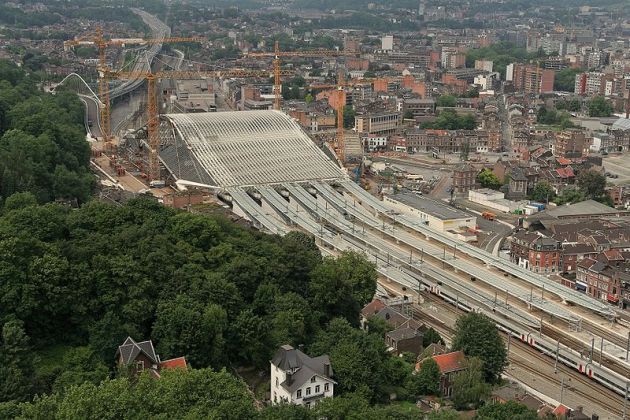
[602,154,630,185]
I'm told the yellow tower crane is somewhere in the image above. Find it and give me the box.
[308,75,376,163]
[245,41,356,111]
[64,28,200,142]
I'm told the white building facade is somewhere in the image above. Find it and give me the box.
[270,345,335,407]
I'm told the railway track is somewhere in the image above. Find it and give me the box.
[403,289,626,416]
[542,323,630,379]
[509,341,624,418]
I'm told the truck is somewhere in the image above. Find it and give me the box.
[482,211,496,221]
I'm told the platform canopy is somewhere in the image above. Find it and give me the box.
[160,110,346,188]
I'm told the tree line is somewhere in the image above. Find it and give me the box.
[0,60,95,205]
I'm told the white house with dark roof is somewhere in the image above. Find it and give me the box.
[270,344,335,407]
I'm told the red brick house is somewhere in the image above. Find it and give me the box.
[510,230,561,274]
[416,350,467,398]
[116,337,187,378]
[576,258,623,303]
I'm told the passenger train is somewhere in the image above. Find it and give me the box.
[429,283,629,397]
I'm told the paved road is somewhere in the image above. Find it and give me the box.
[78,94,101,139]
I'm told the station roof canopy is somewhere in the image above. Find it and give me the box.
[160,110,346,188]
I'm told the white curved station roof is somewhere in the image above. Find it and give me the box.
[160,111,345,188]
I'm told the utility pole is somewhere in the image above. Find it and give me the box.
[599,337,604,367]
[589,337,595,363]
[560,378,565,405]
[554,339,560,373]
[626,331,630,362]
[507,333,511,356]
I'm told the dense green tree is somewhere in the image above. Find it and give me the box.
[587,96,613,117]
[554,68,583,92]
[577,170,607,201]
[464,42,546,77]
[309,252,377,325]
[403,110,414,120]
[477,169,502,190]
[474,400,538,420]
[152,295,227,368]
[2,191,37,212]
[422,327,444,348]
[428,410,461,420]
[554,187,585,205]
[536,107,574,128]
[436,95,456,108]
[451,313,506,383]
[0,62,92,204]
[555,98,581,112]
[12,368,256,419]
[309,318,389,401]
[343,105,356,129]
[51,346,109,394]
[452,357,490,410]
[421,109,476,130]
[365,315,392,338]
[529,181,555,203]
[0,320,35,402]
[407,357,441,396]
[259,403,313,420]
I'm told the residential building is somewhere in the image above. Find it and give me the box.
[574,72,605,95]
[405,129,499,154]
[452,163,478,195]
[270,344,335,407]
[385,327,424,357]
[416,351,467,398]
[552,129,590,158]
[576,258,624,303]
[362,134,388,152]
[511,64,555,94]
[115,337,187,378]
[510,230,561,273]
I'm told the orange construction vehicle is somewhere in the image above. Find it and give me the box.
[482,212,496,221]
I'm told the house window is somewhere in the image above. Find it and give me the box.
[306,387,311,396]
[136,361,144,371]
[315,385,320,393]
[324,383,330,392]
[297,389,302,399]
[311,376,316,383]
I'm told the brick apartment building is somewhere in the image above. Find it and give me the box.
[510,230,562,273]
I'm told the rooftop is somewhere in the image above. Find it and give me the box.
[530,200,627,220]
[159,111,346,188]
[271,345,334,393]
[386,193,473,221]
[430,350,467,374]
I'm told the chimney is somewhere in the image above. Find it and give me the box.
[324,362,330,378]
